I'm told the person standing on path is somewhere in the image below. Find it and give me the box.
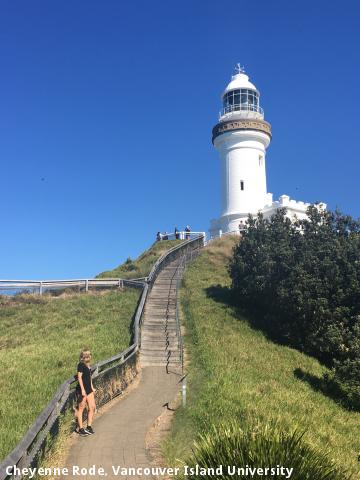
[76,349,96,436]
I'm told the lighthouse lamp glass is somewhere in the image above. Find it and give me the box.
[222,89,261,115]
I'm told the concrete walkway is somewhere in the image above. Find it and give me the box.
[62,258,184,479]
[63,367,181,480]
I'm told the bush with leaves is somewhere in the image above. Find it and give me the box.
[180,422,347,480]
[229,206,360,409]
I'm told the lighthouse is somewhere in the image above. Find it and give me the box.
[210,65,317,237]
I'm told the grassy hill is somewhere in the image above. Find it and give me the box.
[164,237,360,477]
[97,239,183,279]
[0,289,139,460]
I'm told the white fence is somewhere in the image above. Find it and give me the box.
[0,278,125,295]
[157,231,206,241]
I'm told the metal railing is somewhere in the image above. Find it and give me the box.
[220,103,264,117]
[161,254,190,374]
[156,231,206,242]
[0,278,126,295]
[175,256,186,373]
[0,234,205,480]
[162,248,203,376]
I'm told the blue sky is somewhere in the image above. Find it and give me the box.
[1,0,359,279]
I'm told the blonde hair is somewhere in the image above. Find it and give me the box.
[79,349,92,364]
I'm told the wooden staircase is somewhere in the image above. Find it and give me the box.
[140,259,183,368]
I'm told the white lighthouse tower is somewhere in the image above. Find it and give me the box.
[210,65,316,237]
[210,64,272,236]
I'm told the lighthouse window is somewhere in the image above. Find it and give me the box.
[248,92,255,105]
[240,180,244,191]
[223,89,260,114]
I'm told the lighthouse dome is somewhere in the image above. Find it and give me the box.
[223,72,258,96]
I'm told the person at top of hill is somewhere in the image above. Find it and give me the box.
[175,227,180,240]
[76,349,96,436]
[185,225,191,239]
[238,220,245,233]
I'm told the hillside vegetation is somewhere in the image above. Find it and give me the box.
[0,289,140,461]
[97,240,183,279]
[164,237,360,477]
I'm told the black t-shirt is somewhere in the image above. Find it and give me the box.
[77,362,92,395]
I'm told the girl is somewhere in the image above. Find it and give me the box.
[76,349,96,436]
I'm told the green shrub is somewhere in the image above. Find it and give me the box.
[331,358,360,410]
[181,423,348,480]
[229,206,360,409]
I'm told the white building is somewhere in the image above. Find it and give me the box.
[209,65,323,237]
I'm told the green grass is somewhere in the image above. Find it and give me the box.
[181,423,347,480]
[97,240,183,279]
[164,237,360,478]
[0,289,139,461]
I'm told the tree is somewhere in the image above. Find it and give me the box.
[229,206,360,409]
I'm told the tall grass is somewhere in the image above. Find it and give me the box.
[97,240,182,279]
[182,422,347,480]
[0,289,139,460]
[164,237,360,477]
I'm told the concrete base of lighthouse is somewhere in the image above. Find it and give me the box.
[209,194,325,239]
[209,213,249,238]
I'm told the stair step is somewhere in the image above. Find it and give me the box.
[141,334,178,342]
[140,352,180,361]
[142,327,178,333]
[144,311,176,316]
[140,353,181,361]
[141,343,179,350]
[141,328,178,334]
[141,362,181,367]
[146,299,176,304]
[141,355,181,360]
[143,318,177,324]
[141,345,180,352]
[145,309,176,314]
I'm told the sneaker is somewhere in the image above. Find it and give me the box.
[85,426,95,435]
[79,428,90,437]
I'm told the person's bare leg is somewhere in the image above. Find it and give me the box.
[77,397,87,429]
[86,393,95,426]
